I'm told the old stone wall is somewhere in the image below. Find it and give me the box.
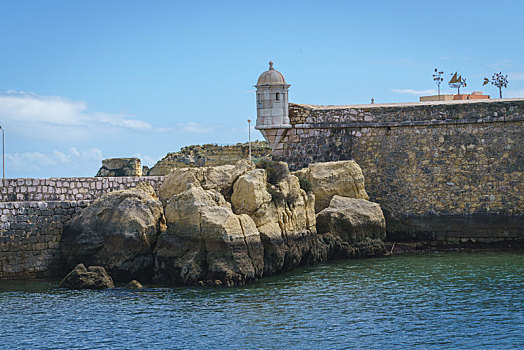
[0,176,164,202]
[0,200,90,279]
[274,98,524,242]
[0,176,165,279]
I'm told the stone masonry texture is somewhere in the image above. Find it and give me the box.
[0,176,165,279]
[0,200,90,279]
[0,176,164,202]
[273,98,524,242]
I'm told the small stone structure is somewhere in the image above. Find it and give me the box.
[255,62,292,151]
[96,158,142,177]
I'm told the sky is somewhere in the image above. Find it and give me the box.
[0,0,522,178]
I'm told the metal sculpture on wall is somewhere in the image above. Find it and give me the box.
[449,72,467,95]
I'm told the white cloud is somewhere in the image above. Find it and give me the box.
[391,89,437,95]
[0,91,154,141]
[0,91,223,141]
[5,147,104,177]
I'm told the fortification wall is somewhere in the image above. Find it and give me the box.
[274,98,524,242]
[0,176,165,279]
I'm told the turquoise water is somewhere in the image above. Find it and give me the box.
[1,251,523,349]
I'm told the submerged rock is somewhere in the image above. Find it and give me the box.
[59,263,114,290]
[126,280,143,289]
[316,196,386,258]
[293,160,369,213]
[61,181,166,282]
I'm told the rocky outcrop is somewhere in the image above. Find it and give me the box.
[59,263,114,290]
[154,184,264,286]
[148,141,271,176]
[96,158,142,177]
[316,196,386,258]
[231,165,320,275]
[68,159,386,287]
[61,181,166,282]
[158,160,255,204]
[293,160,369,212]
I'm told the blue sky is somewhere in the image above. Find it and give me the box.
[0,0,522,178]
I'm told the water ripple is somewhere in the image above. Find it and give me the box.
[0,251,523,349]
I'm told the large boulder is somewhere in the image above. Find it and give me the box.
[61,181,166,282]
[96,157,142,177]
[231,167,320,275]
[59,263,114,290]
[231,169,271,213]
[293,160,369,213]
[154,185,264,286]
[158,159,255,203]
[316,196,386,258]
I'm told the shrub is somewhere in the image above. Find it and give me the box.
[256,160,289,185]
[299,177,313,193]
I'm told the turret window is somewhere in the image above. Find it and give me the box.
[276,93,280,101]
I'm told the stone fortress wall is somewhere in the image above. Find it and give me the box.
[0,176,164,279]
[271,98,524,241]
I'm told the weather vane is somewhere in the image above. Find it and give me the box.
[448,72,467,95]
[433,69,444,100]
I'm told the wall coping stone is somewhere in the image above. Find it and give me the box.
[297,114,523,129]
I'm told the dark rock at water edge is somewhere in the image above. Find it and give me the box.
[316,196,387,258]
[59,263,114,290]
[61,181,166,282]
[126,280,143,289]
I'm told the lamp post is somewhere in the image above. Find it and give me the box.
[247,119,252,161]
[0,126,4,179]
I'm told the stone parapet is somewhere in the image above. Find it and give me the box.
[0,176,164,202]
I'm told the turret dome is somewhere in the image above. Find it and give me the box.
[256,61,289,86]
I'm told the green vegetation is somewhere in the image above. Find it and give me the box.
[256,160,289,185]
[299,177,313,193]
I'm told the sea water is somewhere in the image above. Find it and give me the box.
[1,251,522,349]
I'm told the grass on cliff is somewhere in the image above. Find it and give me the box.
[255,159,289,185]
[298,177,313,193]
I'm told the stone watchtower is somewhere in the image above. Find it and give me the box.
[255,61,292,151]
